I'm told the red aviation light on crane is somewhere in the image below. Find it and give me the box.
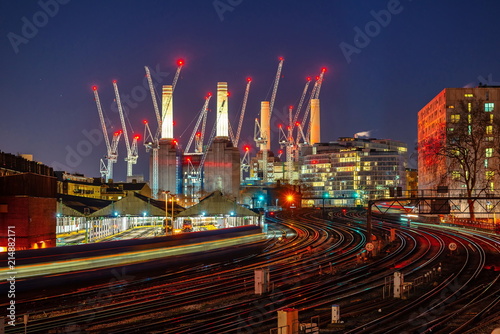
[278,56,284,61]
[244,145,250,152]
[246,77,252,82]
[177,59,185,66]
[134,134,141,140]
[206,92,212,98]
[278,149,283,155]
[306,76,312,82]
[143,120,148,124]
[315,76,320,80]
[321,67,327,73]
[227,91,231,97]
[92,85,98,91]
[196,132,201,137]
[114,130,122,136]
[278,124,283,129]
[186,157,191,162]
[172,139,178,145]
[295,121,301,127]
[112,80,117,83]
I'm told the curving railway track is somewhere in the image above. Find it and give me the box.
[3,209,499,333]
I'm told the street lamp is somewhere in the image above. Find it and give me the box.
[164,191,173,235]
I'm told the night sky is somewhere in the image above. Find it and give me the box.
[2,0,500,181]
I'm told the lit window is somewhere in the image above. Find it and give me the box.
[486,148,493,158]
[490,182,495,192]
[486,125,493,135]
[485,159,489,168]
[450,114,460,123]
[464,93,474,98]
[468,103,472,112]
[490,114,494,123]
[486,171,495,180]
[485,103,495,112]
[452,171,460,180]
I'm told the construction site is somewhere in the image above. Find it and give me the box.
[92,57,327,208]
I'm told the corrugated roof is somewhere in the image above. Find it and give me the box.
[177,191,258,217]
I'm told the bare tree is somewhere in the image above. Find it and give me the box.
[420,98,500,219]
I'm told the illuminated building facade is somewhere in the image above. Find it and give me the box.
[417,87,500,192]
[0,152,56,250]
[300,138,408,207]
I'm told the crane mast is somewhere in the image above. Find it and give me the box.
[113,80,138,177]
[253,117,268,183]
[269,57,284,119]
[234,78,252,147]
[184,94,212,154]
[93,86,119,182]
[292,77,312,126]
[305,68,326,141]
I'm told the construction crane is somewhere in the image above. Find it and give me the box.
[240,145,251,183]
[305,68,327,142]
[234,77,252,147]
[112,80,139,178]
[254,57,284,184]
[269,57,284,119]
[184,93,212,154]
[253,117,269,183]
[292,77,312,127]
[92,85,122,182]
[144,59,184,198]
[296,68,326,146]
[278,106,295,183]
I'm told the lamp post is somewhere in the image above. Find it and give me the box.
[164,191,170,235]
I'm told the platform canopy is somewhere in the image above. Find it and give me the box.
[89,192,183,217]
[177,191,258,217]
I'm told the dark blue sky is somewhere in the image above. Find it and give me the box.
[2,0,500,181]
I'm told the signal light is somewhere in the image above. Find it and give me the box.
[177,59,184,66]
[247,77,252,82]
[227,91,231,97]
[92,85,97,91]
[244,145,250,152]
[278,150,283,154]
[134,135,140,140]
[286,195,294,202]
[321,67,327,73]
[143,120,148,124]
[112,80,117,83]
[196,132,201,137]
[306,77,311,81]
[295,122,301,126]
[278,124,282,128]
[278,57,284,61]
[316,76,320,80]
[207,92,212,97]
